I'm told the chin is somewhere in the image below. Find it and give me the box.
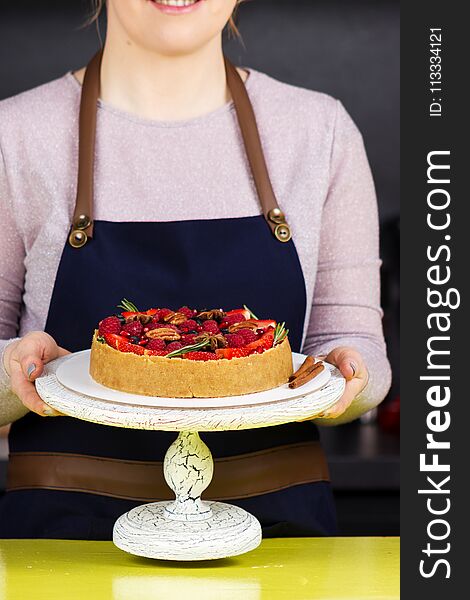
[142,32,212,57]
[109,0,234,56]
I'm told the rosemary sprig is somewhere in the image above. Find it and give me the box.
[165,338,211,358]
[243,304,259,320]
[273,322,289,346]
[118,298,139,313]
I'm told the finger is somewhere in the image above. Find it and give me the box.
[319,393,354,419]
[9,361,61,416]
[18,332,66,371]
[18,353,44,382]
[12,337,45,381]
[57,346,71,357]
[339,358,357,381]
[297,380,357,422]
[318,378,364,419]
[326,347,364,381]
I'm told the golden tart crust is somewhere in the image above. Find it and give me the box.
[89,331,293,398]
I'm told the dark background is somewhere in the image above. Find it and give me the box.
[0,0,400,535]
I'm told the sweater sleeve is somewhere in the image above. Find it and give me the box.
[303,100,392,425]
[0,143,29,425]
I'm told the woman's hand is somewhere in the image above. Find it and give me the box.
[316,347,369,419]
[3,332,70,417]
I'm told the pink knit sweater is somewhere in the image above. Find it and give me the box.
[0,68,391,425]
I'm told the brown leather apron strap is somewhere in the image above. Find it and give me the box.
[69,51,102,248]
[69,51,292,248]
[224,58,292,242]
[6,441,329,502]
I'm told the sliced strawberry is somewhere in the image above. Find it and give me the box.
[103,333,145,355]
[246,330,275,352]
[121,308,159,319]
[215,347,252,360]
[184,351,219,361]
[249,319,276,331]
[226,308,251,320]
[145,349,169,357]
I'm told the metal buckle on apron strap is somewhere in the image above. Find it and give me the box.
[267,208,292,243]
[69,214,93,249]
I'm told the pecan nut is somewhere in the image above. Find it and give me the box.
[228,319,259,333]
[125,314,153,325]
[145,327,181,341]
[163,311,187,326]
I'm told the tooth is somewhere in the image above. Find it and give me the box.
[154,0,197,6]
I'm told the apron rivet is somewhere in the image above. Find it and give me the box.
[274,223,292,243]
[268,208,286,224]
[69,229,88,248]
[75,214,92,230]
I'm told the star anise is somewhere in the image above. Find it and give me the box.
[196,309,226,322]
[195,333,227,352]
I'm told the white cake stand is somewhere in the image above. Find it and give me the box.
[35,351,345,561]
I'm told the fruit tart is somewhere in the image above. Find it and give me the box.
[89,299,293,398]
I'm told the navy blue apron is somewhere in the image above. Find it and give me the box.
[0,55,337,539]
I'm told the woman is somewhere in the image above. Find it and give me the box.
[0,0,391,539]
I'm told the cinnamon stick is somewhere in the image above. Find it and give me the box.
[288,363,325,389]
[289,355,316,382]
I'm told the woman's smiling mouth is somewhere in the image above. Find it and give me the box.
[149,0,204,15]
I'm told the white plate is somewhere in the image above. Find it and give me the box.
[56,350,331,409]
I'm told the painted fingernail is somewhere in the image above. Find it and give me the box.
[350,361,357,377]
[27,363,37,380]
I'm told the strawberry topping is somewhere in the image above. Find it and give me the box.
[99,300,284,361]
[184,351,219,361]
[246,330,275,351]
[103,333,145,355]
[226,308,251,320]
[216,347,252,359]
[145,349,169,356]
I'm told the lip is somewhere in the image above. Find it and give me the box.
[148,0,204,15]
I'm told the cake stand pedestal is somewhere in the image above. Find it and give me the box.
[35,352,345,561]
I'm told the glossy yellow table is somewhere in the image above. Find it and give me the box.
[0,537,399,600]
